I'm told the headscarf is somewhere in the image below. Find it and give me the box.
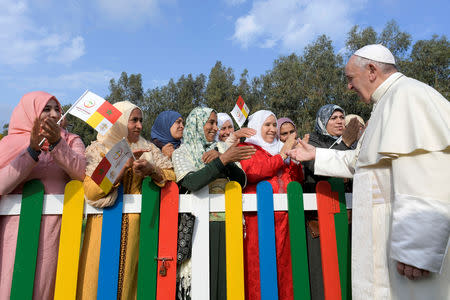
[215,112,234,141]
[314,104,345,139]
[277,117,296,137]
[96,101,146,151]
[245,110,283,156]
[151,110,182,148]
[0,91,75,168]
[172,107,218,181]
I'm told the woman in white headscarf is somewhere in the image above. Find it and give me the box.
[77,101,175,300]
[238,110,302,300]
[215,112,234,142]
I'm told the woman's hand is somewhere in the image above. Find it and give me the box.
[40,117,61,145]
[233,128,256,139]
[133,159,164,182]
[161,143,175,158]
[219,142,256,165]
[280,134,297,159]
[202,150,220,164]
[30,118,43,151]
[342,117,359,147]
[132,148,150,160]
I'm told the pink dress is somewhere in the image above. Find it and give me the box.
[0,91,86,300]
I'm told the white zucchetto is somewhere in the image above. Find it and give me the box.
[354,44,396,65]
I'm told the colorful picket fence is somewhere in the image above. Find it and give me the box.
[0,179,352,299]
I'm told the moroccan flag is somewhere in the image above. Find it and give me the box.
[67,90,122,135]
[90,139,133,193]
[230,96,250,128]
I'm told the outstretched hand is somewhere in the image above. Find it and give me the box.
[396,261,430,280]
[220,142,256,165]
[287,136,316,162]
[30,119,43,151]
[233,128,256,139]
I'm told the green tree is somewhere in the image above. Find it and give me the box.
[403,35,450,99]
[61,104,96,146]
[205,61,237,113]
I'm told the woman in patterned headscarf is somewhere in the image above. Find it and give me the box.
[172,107,255,300]
[77,101,175,300]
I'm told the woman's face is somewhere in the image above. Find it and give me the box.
[326,110,345,137]
[218,120,234,141]
[170,117,184,140]
[261,115,277,143]
[203,112,218,142]
[40,99,61,122]
[127,108,143,143]
[279,122,297,142]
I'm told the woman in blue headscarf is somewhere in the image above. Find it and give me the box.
[151,110,184,158]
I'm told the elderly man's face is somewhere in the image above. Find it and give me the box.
[345,56,373,103]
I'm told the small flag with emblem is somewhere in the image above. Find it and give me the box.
[67,90,122,135]
[230,96,250,128]
[90,138,133,193]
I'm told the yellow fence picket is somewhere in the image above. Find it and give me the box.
[225,181,245,300]
[54,181,85,300]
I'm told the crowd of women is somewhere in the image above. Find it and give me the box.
[0,91,363,300]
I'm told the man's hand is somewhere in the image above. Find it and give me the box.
[220,142,256,165]
[342,117,359,147]
[396,261,430,280]
[287,137,316,162]
[202,150,220,164]
[161,143,175,158]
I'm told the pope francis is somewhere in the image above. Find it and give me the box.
[289,44,449,300]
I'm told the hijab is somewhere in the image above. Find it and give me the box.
[0,91,75,169]
[277,117,296,137]
[245,110,283,156]
[215,112,234,141]
[151,110,182,148]
[314,104,345,139]
[96,101,146,151]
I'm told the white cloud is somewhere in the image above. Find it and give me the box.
[95,0,161,26]
[23,70,119,91]
[232,0,367,52]
[0,0,85,66]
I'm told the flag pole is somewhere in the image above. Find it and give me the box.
[38,90,90,147]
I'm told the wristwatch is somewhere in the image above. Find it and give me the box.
[49,138,61,151]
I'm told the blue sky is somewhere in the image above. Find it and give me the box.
[0,0,448,126]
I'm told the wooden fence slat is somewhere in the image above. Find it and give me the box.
[156,182,179,300]
[329,178,351,300]
[97,184,124,299]
[137,177,161,300]
[10,180,44,300]
[191,186,210,300]
[54,180,85,300]
[225,181,245,300]
[256,181,279,300]
[287,181,311,300]
[316,181,342,300]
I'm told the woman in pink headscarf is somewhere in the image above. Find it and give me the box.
[0,91,86,299]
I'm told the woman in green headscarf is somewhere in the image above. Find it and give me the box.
[172,107,255,300]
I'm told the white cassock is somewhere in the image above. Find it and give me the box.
[314,72,450,300]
